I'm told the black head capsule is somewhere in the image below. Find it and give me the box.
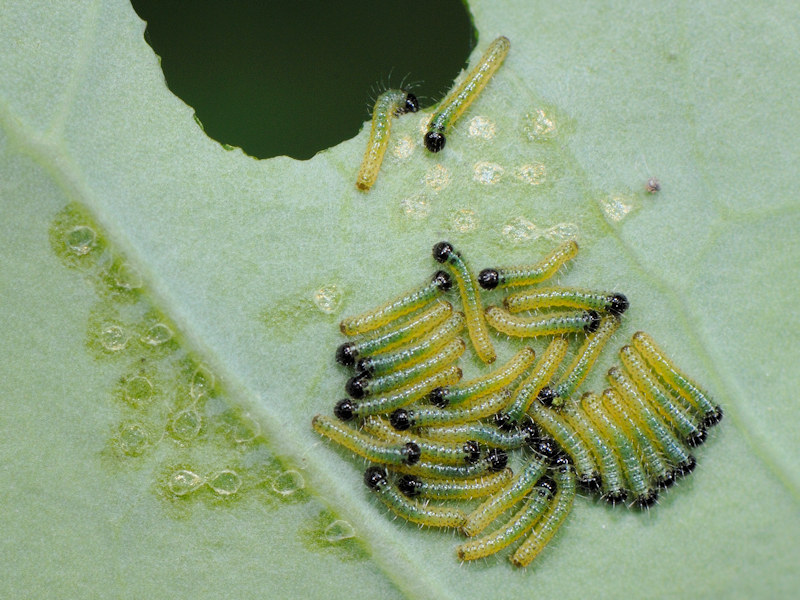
[390,408,413,431]
[537,386,557,408]
[432,270,453,292]
[403,93,419,114]
[486,448,508,472]
[345,372,370,399]
[657,470,676,489]
[429,387,450,408]
[584,310,602,334]
[537,475,557,496]
[606,293,629,316]
[424,130,446,152]
[432,241,454,263]
[636,490,659,509]
[493,411,514,431]
[603,490,628,505]
[520,417,539,443]
[533,436,559,461]
[553,453,572,468]
[676,455,697,477]
[355,357,375,376]
[579,473,603,493]
[333,398,356,422]
[687,428,707,447]
[702,406,724,428]
[477,269,499,290]
[402,442,421,465]
[397,474,422,497]
[335,342,359,367]
[463,440,481,463]
[364,466,388,490]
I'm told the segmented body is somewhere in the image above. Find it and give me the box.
[424,36,510,152]
[357,89,418,190]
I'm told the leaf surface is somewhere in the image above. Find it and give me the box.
[1,1,798,598]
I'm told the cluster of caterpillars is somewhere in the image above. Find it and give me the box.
[312,241,722,567]
[356,36,510,191]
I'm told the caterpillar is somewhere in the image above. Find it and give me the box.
[501,338,569,425]
[462,451,552,537]
[485,306,600,339]
[312,415,420,466]
[356,89,418,191]
[424,36,510,152]
[478,241,578,290]
[631,332,723,428]
[390,389,512,430]
[429,346,536,407]
[339,271,452,337]
[526,400,601,490]
[361,417,481,464]
[544,314,620,408]
[607,366,696,477]
[618,344,707,447]
[397,469,513,500]
[419,419,537,451]
[581,391,657,508]
[392,448,508,479]
[336,300,453,366]
[334,365,462,421]
[433,241,496,363]
[364,466,466,528]
[345,338,465,399]
[457,476,555,561]
[563,403,627,503]
[510,462,576,567]
[503,286,629,316]
[601,382,677,489]
[356,312,465,377]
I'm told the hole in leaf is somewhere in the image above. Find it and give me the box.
[130,1,476,160]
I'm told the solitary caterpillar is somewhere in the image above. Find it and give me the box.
[356,89,419,191]
[424,36,510,152]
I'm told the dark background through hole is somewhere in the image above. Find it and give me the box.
[130,1,476,160]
